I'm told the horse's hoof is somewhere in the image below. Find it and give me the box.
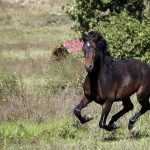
[128,123,136,131]
[80,115,93,124]
[103,123,120,132]
[110,122,120,130]
[128,120,135,131]
[103,125,113,131]
[84,114,93,122]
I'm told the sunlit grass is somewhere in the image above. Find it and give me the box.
[0,116,150,150]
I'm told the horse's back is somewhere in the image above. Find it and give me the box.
[114,59,150,78]
[114,59,150,99]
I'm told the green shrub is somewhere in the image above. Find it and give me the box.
[96,12,150,62]
[65,0,150,62]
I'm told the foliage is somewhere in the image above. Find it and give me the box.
[97,11,150,61]
[65,0,150,61]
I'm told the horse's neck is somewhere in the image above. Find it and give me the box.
[100,52,114,70]
[99,57,109,71]
[88,60,100,79]
[88,55,112,79]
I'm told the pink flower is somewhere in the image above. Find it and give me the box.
[63,39,83,53]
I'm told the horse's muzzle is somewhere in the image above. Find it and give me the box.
[85,64,94,72]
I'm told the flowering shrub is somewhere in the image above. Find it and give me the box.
[63,39,83,53]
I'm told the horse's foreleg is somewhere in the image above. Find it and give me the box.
[108,98,134,127]
[74,95,93,124]
[99,100,113,131]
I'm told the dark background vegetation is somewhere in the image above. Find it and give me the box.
[65,0,150,61]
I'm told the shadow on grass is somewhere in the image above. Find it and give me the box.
[102,130,123,142]
[129,131,150,139]
[102,130,150,142]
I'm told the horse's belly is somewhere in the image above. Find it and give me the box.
[94,98,105,105]
[116,85,137,99]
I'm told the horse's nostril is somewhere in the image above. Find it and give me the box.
[85,64,93,72]
[89,65,93,70]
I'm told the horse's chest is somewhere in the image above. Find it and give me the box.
[83,76,114,103]
[83,76,104,102]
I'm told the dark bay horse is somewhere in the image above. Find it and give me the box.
[74,31,150,131]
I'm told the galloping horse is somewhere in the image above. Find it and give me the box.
[74,31,150,131]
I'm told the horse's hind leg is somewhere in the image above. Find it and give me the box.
[108,97,134,128]
[74,95,93,124]
[128,95,150,131]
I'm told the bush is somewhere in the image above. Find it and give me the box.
[96,12,150,62]
[65,0,150,62]
[0,73,22,102]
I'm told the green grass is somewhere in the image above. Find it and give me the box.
[0,117,150,150]
[0,117,87,146]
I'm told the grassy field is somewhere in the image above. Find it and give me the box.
[0,0,150,149]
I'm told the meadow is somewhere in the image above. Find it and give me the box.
[0,0,150,149]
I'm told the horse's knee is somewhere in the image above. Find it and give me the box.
[124,101,134,111]
[127,102,134,111]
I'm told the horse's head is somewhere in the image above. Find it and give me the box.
[82,31,108,72]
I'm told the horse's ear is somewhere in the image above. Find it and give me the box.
[81,31,88,42]
[83,31,88,36]
[93,33,99,42]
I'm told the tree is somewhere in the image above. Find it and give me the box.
[65,0,150,62]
